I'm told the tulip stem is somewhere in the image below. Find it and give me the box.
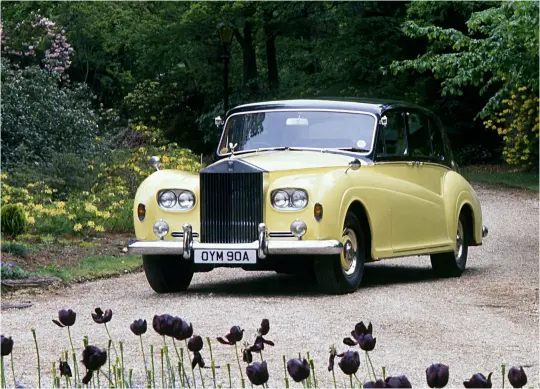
[349,374,353,389]
[206,337,217,388]
[139,335,150,387]
[331,365,337,389]
[120,341,126,388]
[227,363,232,388]
[1,356,6,389]
[501,364,506,389]
[364,352,372,381]
[282,355,290,389]
[382,366,386,380]
[184,340,198,388]
[234,343,245,388]
[160,347,165,389]
[150,344,156,389]
[162,338,175,388]
[99,369,114,386]
[31,328,41,389]
[310,358,317,388]
[365,352,377,380]
[10,352,16,388]
[67,327,80,385]
[198,365,206,389]
[104,323,119,359]
[181,346,191,389]
[172,340,189,388]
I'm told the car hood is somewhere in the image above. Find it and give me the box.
[220,150,368,172]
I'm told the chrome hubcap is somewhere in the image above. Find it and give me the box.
[455,220,464,262]
[341,228,358,276]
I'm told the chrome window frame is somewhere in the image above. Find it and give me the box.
[216,108,379,157]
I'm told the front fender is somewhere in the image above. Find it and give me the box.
[133,170,200,240]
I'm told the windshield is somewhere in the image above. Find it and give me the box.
[218,110,376,155]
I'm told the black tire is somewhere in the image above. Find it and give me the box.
[142,255,194,293]
[314,212,366,294]
[430,212,469,277]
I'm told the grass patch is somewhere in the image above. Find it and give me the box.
[35,254,142,282]
[461,164,539,191]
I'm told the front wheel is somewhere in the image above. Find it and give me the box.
[314,212,366,294]
[143,255,194,293]
[430,213,469,277]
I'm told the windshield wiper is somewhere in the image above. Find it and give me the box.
[255,146,291,152]
[336,147,370,153]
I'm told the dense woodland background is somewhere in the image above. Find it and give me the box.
[1,1,539,200]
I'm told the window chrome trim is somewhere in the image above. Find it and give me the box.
[216,108,379,157]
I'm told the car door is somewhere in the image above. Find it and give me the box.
[374,109,448,253]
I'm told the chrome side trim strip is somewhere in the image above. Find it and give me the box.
[269,232,295,238]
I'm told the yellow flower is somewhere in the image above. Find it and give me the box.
[87,221,95,227]
[34,204,44,210]
[85,203,98,213]
[102,212,111,219]
[67,214,76,220]
[73,223,83,232]
[44,189,53,194]
[95,225,105,232]
[55,201,66,208]
[2,195,10,203]
[27,216,35,225]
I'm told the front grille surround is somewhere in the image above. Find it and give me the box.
[200,171,263,243]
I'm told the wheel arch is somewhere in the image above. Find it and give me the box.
[458,202,475,245]
[345,200,373,261]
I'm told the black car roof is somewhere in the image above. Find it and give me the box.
[228,98,433,116]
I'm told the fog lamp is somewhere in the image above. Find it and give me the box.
[290,219,307,238]
[153,219,169,239]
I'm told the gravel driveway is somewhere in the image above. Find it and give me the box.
[2,183,538,388]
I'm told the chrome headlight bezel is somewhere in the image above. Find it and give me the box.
[271,188,309,211]
[157,189,196,211]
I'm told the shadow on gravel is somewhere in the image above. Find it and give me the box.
[178,263,475,297]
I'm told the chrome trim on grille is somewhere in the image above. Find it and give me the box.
[171,232,199,238]
[269,232,295,238]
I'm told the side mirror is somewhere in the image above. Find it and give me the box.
[345,158,361,174]
[149,156,160,171]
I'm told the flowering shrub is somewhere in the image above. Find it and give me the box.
[484,87,539,168]
[0,137,201,238]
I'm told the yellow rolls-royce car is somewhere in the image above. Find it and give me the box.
[128,99,488,294]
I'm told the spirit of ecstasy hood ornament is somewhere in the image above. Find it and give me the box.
[229,142,238,157]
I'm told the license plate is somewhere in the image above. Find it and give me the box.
[194,249,257,264]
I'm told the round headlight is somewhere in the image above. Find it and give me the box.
[273,191,290,208]
[158,191,176,208]
[153,219,169,238]
[291,190,308,208]
[178,191,195,209]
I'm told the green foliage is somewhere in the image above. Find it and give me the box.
[0,262,30,278]
[1,242,29,257]
[36,255,142,282]
[1,57,99,171]
[1,204,27,238]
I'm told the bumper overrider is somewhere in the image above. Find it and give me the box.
[128,223,343,258]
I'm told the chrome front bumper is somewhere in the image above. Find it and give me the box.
[128,223,343,258]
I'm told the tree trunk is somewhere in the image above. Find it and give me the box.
[235,21,258,90]
[265,29,279,90]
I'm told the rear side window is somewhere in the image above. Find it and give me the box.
[429,119,446,163]
[376,111,407,157]
[407,112,432,158]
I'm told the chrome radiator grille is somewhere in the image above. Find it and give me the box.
[200,172,263,243]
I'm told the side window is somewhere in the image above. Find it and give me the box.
[376,111,407,157]
[429,119,446,162]
[407,112,432,157]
